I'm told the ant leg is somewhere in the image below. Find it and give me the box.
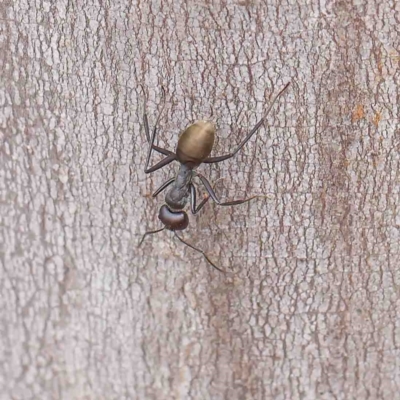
[152,178,175,198]
[145,153,176,174]
[152,144,174,157]
[203,82,290,164]
[189,184,210,214]
[196,173,266,206]
[189,178,226,214]
[142,111,152,142]
[173,232,225,273]
[139,227,165,246]
[144,112,174,156]
[144,111,176,173]
[143,88,176,173]
[141,84,174,155]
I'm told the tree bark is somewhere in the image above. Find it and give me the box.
[1,0,399,399]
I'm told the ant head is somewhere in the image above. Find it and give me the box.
[158,205,189,231]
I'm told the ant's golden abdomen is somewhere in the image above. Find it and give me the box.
[176,121,215,166]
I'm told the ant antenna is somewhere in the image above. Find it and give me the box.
[139,227,165,246]
[174,232,225,273]
[263,81,290,120]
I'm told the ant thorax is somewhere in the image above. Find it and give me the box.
[165,164,192,210]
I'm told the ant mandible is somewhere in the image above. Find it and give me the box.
[140,82,290,272]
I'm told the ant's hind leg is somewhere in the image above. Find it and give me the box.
[203,82,290,164]
[144,153,176,174]
[202,117,264,165]
[142,87,176,172]
[143,112,174,156]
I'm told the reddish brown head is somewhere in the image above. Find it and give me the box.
[158,205,189,231]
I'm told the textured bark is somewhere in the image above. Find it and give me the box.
[1,0,399,399]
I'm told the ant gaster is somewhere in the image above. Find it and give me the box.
[140,82,290,272]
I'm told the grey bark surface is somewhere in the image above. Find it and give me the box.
[1,0,399,399]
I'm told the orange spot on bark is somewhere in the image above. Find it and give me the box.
[377,61,384,76]
[372,111,382,127]
[352,104,365,122]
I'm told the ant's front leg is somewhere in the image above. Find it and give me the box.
[203,82,290,165]
[152,178,175,198]
[189,184,211,214]
[195,173,265,207]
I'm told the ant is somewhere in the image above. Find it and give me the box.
[139,82,290,272]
